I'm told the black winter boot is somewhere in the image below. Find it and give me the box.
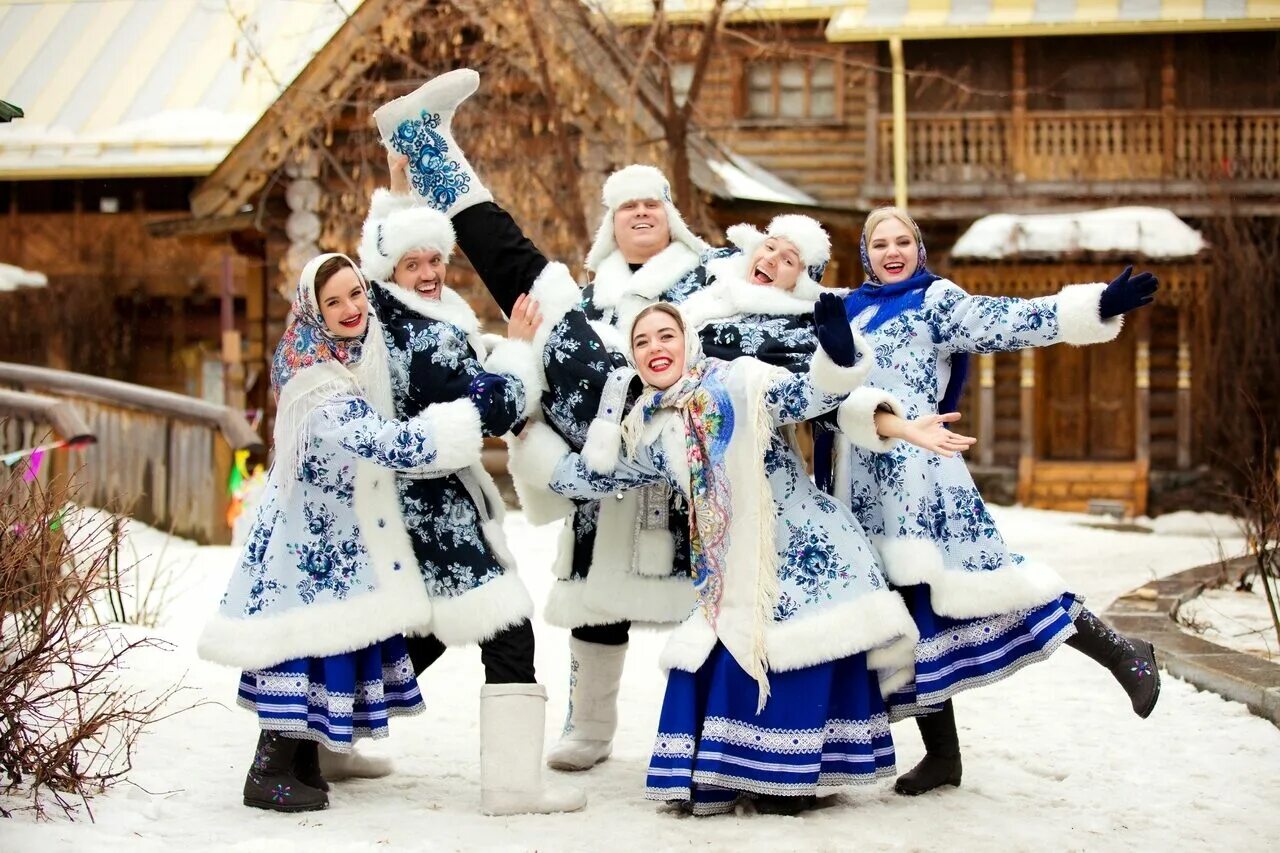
[243,731,329,812]
[293,739,329,792]
[894,700,963,796]
[754,794,817,815]
[1065,608,1161,718]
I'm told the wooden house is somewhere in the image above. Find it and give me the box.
[600,0,1279,514]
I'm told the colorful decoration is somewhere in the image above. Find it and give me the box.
[226,449,266,529]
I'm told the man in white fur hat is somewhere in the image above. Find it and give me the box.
[371,69,741,773]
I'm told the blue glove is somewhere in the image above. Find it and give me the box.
[1099,266,1159,319]
[813,291,859,368]
[469,372,517,435]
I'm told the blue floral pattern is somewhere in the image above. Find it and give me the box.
[390,111,474,212]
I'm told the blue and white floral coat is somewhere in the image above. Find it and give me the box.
[511,348,918,697]
[510,242,731,629]
[834,281,1123,619]
[368,280,543,646]
[199,362,485,671]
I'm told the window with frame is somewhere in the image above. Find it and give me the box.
[744,58,838,121]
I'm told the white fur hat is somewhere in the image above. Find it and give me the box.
[358,188,456,283]
[585,165,708,271]
[725,213,831,290]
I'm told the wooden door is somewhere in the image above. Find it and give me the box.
[1037,328,1135,461]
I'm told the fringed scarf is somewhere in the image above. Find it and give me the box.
[271,253,394,494]
[621,346,780,712]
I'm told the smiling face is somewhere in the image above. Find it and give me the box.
[392,248,447,300]
[316,266,369,338]
[631,308,686,390]
[613,199,671,264]
[747,236,804,291]
[866,215,919,284]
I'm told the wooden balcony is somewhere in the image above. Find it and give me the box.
[871,109,1280,213]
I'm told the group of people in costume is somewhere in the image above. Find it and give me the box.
[200,68,1163,816]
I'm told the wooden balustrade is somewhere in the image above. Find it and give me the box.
[876,109,1280,186]
[0,363,264,545]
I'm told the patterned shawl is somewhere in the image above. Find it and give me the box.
[621,332,781,711]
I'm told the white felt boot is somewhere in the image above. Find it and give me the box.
[479,683,587,815]
[373,68,493,216]
[545,639,626,771]
[317,744,394,780]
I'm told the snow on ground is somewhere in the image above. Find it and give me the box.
[4,507,1279,852]
[1179,580,1280,662]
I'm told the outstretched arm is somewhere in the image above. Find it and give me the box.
[315,396,483,473]
[508,421,664,502]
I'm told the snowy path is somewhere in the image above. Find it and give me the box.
[4,507,1278,852]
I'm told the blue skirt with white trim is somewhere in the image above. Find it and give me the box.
[236,634,424,752]
[886,586,1083,720]
[646,642,896,816]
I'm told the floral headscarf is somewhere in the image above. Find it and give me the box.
[270,253,371,400]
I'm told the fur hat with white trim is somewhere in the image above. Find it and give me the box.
[725,213,831,292]
[585,165,708,272]
[358,188,456,283]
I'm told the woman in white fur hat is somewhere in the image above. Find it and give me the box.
[371,68,732,774]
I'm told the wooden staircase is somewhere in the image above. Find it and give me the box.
[1018,459,1149,517]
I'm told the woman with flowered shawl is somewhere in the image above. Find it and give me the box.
[829,206,1164,796]
[509,296,921,816]
[199,254,480,812]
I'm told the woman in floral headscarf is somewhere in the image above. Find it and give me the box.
[509,296,929,816]
[199,254,480,813]
[829,207,1163,796]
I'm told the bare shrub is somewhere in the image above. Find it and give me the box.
[0,467,182,820]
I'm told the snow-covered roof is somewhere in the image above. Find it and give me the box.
[951,207,1207,261]
[0,0,361,179]
[0,263,48,293]
[706,152,817,206]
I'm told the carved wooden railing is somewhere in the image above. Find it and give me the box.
[876,109,1280,185]
[0,364,264,545]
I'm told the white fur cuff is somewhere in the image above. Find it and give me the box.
[837,387,904,453]
[506,421,570,493]
[582,418,623,473]
[529,262,584,333]
[484,337,545,422]
[416,399,483,471]
[1056,282,1124,346]
[810,333,873,396]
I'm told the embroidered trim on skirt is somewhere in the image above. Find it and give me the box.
[237,634,424,752]
[887,586,1083,721]
[646,642,896,816]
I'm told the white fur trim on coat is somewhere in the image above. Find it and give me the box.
[582,418,623,474]
[1055,282,1124,346]
[483,337,545,423]
[527,261,584,390]
[682,255,825,328]
[658,588,917,690]
[589,242,703,312]
[359,195,457,284]
[375,282,480,337]
[543,574,694,629]
[198,461,432,669]
[428,570,533,647]
[504,421,576,525]
[837,387,905,453]
[876,536,1070,619]
[416,399,483,471]
[809,338,872,396]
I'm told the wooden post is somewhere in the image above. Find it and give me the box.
[864,48,878,187]
[889,36,908,210]
[220,254,245,412]
[1016,348,1036,505]
[978,353,996,467]
[1011,38,1027,182]
[1135,313,1152,516]
[1161,36,1177,178]
[1176,309,1193,469]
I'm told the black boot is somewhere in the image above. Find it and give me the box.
[894,700,963,796]
[293,739,329,792]
[754,794,817,815]
[243,732,329,812]
[1065,608,1161,718]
